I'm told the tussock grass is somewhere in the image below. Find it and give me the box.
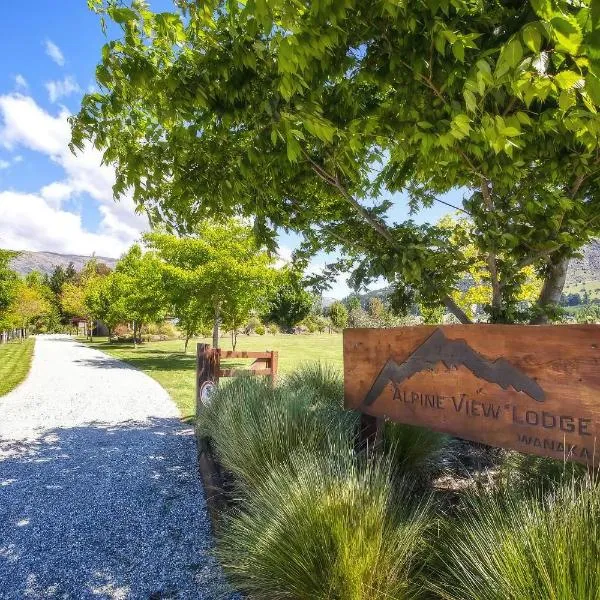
[217,450,431,600]
[384,422,453,479]
[197,373,358,488]
[0,338,35,397]
[429,476,600,600]
[500,450,590,492]
[282,361,344,407]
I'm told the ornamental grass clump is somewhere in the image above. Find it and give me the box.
[384,422,453,479]
[197,373,357,488]
[429,476,600,600]
[217,451,431,600]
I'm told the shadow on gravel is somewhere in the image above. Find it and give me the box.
[0,419,233,600]
[74,355,197,374]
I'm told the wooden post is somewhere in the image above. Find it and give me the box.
[195,342,226,531]
[196,343,220,416]
[270,350,278,385]
[356,413,383,454]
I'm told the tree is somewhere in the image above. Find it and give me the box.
[264,268,313,332]
[576,303,600,323]
[328,301,348,330]
[72,1,600,324]
[84,272,127,340]
[0,251,18,335]
[145,221,277,350]
[9,274,52,336]
[114,245,166,344]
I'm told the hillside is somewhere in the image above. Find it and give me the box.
[8,250,117,277]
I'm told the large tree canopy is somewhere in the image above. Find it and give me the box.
[73,0,600,323]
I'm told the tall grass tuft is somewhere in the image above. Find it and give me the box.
[500,450,590,493]
[282,361,344,407]
[217,450,431,600]
[197,375,357,488]
[383,422,453,479]
[429,476,600,600]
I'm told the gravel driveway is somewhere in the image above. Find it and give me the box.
[0,335,232,599]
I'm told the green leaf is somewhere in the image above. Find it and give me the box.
[495,38,523,77]
[550,15,583,55]
[452,40,465,62]
[586,72,600,104]
[558,90,576,111]
[464,89,477,113]
[530,0,553,20]
[555,70,581,90]
[522,23,542,53]
[108,7,137,24]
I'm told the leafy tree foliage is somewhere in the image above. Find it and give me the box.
[145,220,277,349]
[328,301,349,330]
[264,268,313,332]
[73,0,600,324]
[0,250,18,321]
[114,245,166,344]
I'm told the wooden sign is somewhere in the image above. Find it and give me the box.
[344,325,600,465]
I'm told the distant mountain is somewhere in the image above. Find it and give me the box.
[8,250,117,277]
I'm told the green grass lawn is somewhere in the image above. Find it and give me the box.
[85,333,343,422]
[0,338,35,397]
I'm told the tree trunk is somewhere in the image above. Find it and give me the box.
[443,295,472,324]
[184,334,190,354]
[212,304,220,350]
[530,257,570,324]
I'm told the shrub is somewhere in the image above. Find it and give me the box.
[197,376,357,488]
[429,476,600,600]
[245,316,261,334]
[255,324,266,335]
[217,451,431,600]
[267,323,279,335]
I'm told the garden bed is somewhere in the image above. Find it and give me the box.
[196,364,598,599]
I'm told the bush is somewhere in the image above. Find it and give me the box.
[429,476,600,600]
[217,451,431,600]
[267,323,279,335]
[145,321,180,339]
[197,376,357,488]
[245,316,261,334]
[255,324,266,335]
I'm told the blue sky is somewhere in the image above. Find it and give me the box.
[0,1,458,298]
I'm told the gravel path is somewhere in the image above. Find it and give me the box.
[0,335,233,599]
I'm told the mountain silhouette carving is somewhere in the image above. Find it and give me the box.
[362,329,545,406]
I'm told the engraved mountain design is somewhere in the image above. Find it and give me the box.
[362,329,545,406]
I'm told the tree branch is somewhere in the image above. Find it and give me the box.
[480,180,501,316]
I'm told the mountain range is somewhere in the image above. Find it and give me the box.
[8,250,117,277]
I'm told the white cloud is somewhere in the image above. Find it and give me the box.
[0,93,148,257]
[0,191,131,257]
[44,39,65,66]
[0,159,9,170]
[14,75,28,90]
[45,76,81,103]
[40,181,73,208]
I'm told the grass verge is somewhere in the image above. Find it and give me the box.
[0,338,35,397]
